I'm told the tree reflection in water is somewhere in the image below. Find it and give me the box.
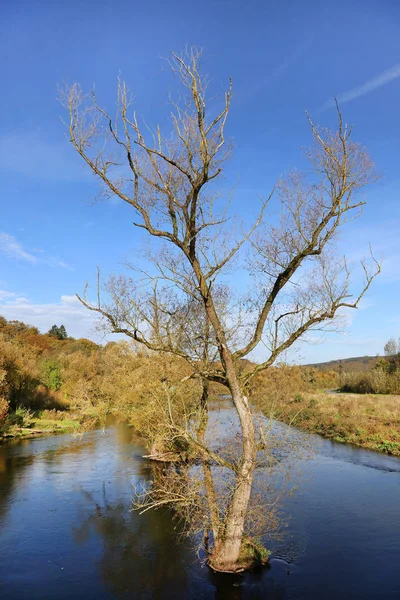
[73,484,193,599]
[72,471,286,600]
[0,421,288,599]
[0,439,36,525]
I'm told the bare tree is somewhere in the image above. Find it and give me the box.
[61,47,380,572]
[384,337,399,357]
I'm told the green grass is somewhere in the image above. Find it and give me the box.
[1,412,81,440]
[30,417,80,432]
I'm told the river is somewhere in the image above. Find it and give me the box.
[0,410,400,599]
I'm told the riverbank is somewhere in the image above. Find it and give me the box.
[4,390,400,457]
[260,391,400,456]
[0,410,81,442]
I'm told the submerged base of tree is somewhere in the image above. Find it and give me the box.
[144,439,197,463]
[208,539,271,573]
[143,452,200,464]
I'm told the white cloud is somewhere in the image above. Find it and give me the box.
[0,292,99,340]
[0,231,73,270]
[322,63,400,110]
[0,232,37,263]
[0,290,17,299]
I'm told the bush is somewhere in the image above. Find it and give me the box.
[250,365,310,408]
[340,370,400,395]
[0,397,9,427]
[8,405,34,428]
[41,360,62,391]
[39,408,69,421]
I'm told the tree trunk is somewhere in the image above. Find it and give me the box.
[191,259,258,571]
[197,380,221,543]
[209,386,257,572]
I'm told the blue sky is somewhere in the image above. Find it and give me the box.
[0,0,399,363]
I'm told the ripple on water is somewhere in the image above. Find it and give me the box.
[0,418,399,600]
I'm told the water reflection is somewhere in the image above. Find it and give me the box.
[0,418,399,599]
[73,491,192,599]
[0,446,35,525]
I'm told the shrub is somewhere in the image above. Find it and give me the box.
[0,397,9,425]
[8,405,34,428]
[39,408,69,421]
[340,370,400,395]
[41,360,62,391]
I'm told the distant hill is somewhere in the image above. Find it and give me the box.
[306,355,379,373]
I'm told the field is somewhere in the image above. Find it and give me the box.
[261,391,400,456]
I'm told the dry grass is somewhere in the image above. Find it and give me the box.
[340,370,400,394]
[259,391,400,456]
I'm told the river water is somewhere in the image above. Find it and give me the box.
[0,412,400,599]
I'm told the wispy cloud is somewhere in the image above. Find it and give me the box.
[0,232,37,263]
[269,36,314,81]
[0,289,18,301]
[239,35,314,104]
[0,292,97,339]
[0,231,73,270]
[322,63,400,110]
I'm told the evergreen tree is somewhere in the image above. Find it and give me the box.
[48,324,68,340]
[58,325,68,340]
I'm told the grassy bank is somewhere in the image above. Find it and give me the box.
[0,408,81,441]
[260,391,400,456]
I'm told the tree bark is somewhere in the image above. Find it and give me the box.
[209,385,256,571]
[189,258,258,571]
[197,380,221,545]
